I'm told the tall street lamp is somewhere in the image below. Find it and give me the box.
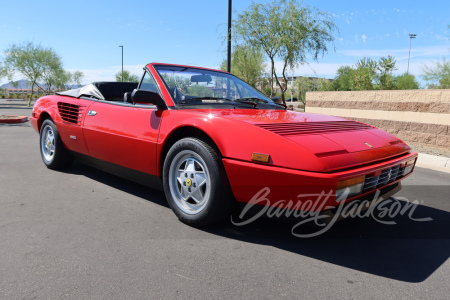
[119,45,124,81]
[407,34,416,74]
[227,0,232,73]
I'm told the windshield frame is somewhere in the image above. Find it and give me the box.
[153,64,281,110]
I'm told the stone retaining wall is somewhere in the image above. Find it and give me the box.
[305,90,450,149]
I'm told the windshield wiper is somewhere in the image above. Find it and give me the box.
[234,99,257,108]
[178,97,257,108]
[273,102,287,109]
[177,97,273,109]
[235,97,269,104]
[178,97,231,104]
[235,97,287,109]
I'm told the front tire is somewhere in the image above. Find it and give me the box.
[39,119,72,169]
[162,137,235,227]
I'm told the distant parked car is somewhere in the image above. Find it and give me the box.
[286,97,298,102]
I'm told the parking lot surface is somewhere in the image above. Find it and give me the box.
[1,104,450,299]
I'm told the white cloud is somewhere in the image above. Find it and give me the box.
[361,34,368,43]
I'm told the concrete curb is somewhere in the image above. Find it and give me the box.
[0,115,29,124]
[416,153,450,173]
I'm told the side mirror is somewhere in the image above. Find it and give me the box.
[131,89,167,109]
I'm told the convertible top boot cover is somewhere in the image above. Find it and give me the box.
[57,82,138,101]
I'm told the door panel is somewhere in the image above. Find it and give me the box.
[82,102,162,175]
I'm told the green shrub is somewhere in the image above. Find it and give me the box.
[317,78,334,91]
[378,56,397,90]
[262,87,272,96]
[422,57,450,89]
[332,66,354,91]
[395,73,419,90]
[350,58,378,91]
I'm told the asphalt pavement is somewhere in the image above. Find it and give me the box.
[1,103,450,299]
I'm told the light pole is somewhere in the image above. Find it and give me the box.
[291,73,294,102]
[119,45,123,81]
[407,34,416,74]
[227,0,232,73]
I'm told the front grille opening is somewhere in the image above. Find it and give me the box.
[363,165,405,192]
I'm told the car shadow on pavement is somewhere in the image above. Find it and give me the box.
[63,161,170,209]
[207,192,450,283]
[60,162,450,283]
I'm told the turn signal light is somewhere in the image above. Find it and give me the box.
[403,159,416,176]
[336,175,365,190]
[251,153,270,163]
[336,175,365,199]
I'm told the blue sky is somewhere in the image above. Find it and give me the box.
[1,0,449,85]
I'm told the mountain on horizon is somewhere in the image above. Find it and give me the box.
[1,79,80,90]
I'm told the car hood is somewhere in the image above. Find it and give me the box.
[202,109,411,171]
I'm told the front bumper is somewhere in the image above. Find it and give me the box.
[30,116,39,133]
[222,151,417,212]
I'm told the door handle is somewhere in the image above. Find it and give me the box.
[88,110,97,116]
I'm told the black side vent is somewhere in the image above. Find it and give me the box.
[255,121,373,136]
[57,102,84,125]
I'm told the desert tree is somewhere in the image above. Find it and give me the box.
[4,42,61,106]
[234,0,337,104]
[115,70,140,82]
[421,57,450,89]
[220,44,266,87]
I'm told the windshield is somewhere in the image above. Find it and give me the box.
[154,65,281,109]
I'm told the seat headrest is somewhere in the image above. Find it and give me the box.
[124,92,133,103]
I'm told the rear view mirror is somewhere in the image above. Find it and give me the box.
[131,89,167,109]
[191,75,212,83]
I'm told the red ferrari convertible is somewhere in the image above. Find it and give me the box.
[31,63,417,226]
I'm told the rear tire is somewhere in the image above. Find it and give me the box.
[39,119,72,169]
[162,137,235,227]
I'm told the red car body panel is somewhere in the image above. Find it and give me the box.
[82,102,162,174]
[31,62,418,212]
[223,153,416,210]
